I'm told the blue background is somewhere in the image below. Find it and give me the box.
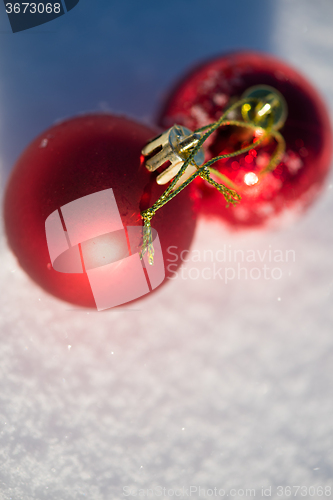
[0,0,273,177]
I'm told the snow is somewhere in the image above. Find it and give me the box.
[1,0,333,498]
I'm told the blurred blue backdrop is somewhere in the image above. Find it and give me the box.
[0,0,273,177]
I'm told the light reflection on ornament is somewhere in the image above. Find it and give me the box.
[81,231,129,271]
[255,128,264,137]
[244,172,259,186]
[257,103,271,117]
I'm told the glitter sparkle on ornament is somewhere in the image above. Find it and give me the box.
[244,172,259,186]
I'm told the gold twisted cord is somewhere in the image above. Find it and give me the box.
[140,97,286,264]
[259,129,286,176]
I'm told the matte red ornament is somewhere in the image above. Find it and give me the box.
[4,114,197,308]
[159,51,333,228]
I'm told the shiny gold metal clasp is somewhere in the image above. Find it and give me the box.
[141,124,205,187]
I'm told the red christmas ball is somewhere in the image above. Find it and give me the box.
[4,114,197,308]
[159,51,333,228]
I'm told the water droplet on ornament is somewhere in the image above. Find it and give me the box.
[244,172,258,186]
[255,128,264,137]
[212,93,228,106]
[284,152,303,174]
[256,152,270,168]
[39,138,48,148]
[299,147,308,157]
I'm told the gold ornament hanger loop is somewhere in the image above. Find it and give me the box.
[140,85,288,264]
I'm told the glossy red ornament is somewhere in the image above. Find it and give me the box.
[4,114,197,308]
[159,51,333,228]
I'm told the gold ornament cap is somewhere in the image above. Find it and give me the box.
[141,124,205,186]
[241,85,288,130]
